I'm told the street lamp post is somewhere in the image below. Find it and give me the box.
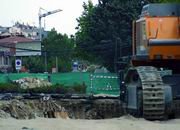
[55,56,58,73]
[42,45,47,73]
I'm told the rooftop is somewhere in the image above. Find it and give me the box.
[0,36,40,44]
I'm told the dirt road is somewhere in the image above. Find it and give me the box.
[0,116,180,130]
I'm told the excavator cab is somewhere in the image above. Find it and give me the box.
[132,3,180,73]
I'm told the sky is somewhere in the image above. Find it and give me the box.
[0,0,98,36]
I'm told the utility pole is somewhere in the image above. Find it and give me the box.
[119,38,122,58]
[45,51,47,72]
[55,56,58,73]
[114,38,118,73]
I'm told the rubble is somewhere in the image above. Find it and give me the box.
[0,99,68,119]
[13,77,52,89]
[0,109,11,118]
[85,109,99,119]
[39,96,69,119]
[0,97,121,120]
[0,99,35,119]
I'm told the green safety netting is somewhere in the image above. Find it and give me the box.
[0,72,120,95]
[86,73,120,95]
[50,72,90,86]
[0,73,48,82]
[0,74,9,83]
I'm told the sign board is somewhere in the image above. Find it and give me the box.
[15,59,22,70]
[72,62,78,72]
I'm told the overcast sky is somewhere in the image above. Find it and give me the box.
[0,0,98,35]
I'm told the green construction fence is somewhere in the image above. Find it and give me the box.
[0,72,120,95]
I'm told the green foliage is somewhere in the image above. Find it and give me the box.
[25,86,67,94]
[0,83,19,93]
[22,56,44,73]
[75,0,143,71]
[29,83,87,94]
[51,83,87,94]
[11,56,45,73]
[71,82,87,94]
[75,1,97,62]
[41,29,75,72]
[0,83,87,94]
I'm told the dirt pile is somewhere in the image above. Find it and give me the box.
[13,77,52,89]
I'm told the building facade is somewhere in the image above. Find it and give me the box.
[0,36,41,56]
[0,36,41,72]
[0,51,12,72]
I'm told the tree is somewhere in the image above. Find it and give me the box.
[20,56,44,73]
[42,29,75,72]
[19,29,75,73]
[75,0,97,62]
[75,0,143,71]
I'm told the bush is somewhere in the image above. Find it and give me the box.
[52,83,87,94]
[0,83,87,94]
[0,83,20,93]
[72,82,86,94]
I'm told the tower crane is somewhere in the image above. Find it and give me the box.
[38,8,62,41]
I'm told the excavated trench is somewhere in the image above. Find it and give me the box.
[57,99,123,119]
[0,98,124,119]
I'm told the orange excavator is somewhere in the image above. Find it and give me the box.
[120,3,180,120]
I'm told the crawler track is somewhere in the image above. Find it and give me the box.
[136,66,165,120]
[126,66,165,120]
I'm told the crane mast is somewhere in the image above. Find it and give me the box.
[38,8,62,41]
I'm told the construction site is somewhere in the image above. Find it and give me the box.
[0,1,180,130]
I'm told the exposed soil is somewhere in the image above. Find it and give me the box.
[1,99,180,130]
[0,98,123,120]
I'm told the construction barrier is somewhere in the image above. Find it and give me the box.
[0,72,120,95]
[87,73,120,95]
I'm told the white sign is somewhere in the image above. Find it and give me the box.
[15,59,22,70]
